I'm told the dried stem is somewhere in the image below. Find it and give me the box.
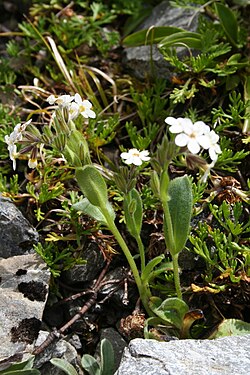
[33,260,111,355]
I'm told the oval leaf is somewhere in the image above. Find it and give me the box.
[209,318,250,339]
[50,358,78,375]
[2,371,40,375]
[149,296,189,329]
[76,165,108,208]
[72,198,115,225]
[164,175,193,254]
[100,338,115,375]
[123,26,185,47]
[81,354,100,375]
[215,3,239,47]
[158,31,202,50]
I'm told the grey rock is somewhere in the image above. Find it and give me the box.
[62,241,105,284]
[95,328,127,372]
[0,253,50,363]
[34,331,81,375]
[124,0,199,80]
[115,336,250,375]
[0,195,39,258]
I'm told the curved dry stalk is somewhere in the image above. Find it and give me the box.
[47,36,78,93]
[80,64,118,113]
[32,259,111,356]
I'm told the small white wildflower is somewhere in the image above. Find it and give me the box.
[165,117,193,134]
[56,94,74,107]
[74,93,96,119]
[46,94,74,107]
[68,101,80,121]
[46,94,57,105]
[5,119,32,170]
[166,116,211,155]
[8,144,18,170]
[174,121,209,154]
[120,148,150,166]
[198,130,222,161]
[28,158,38,169]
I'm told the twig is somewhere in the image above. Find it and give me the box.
[33,260,111,355]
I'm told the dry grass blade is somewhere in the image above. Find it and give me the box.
[47,36,78,93]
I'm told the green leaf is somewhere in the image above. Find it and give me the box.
[100,339,115,375]
[122,26,185,47]
[209,319,250,339]
[76,165,108,208]
[144,316,164,339]
[2,371,40,375]
[215,3,239,47]
[50,358,78,375]
[141,254,165,282]
[123,188,143,238]
[164,176,193,255]
[81,354,100,375]
[158,31,202,50]
[149,297,189,329]
[1,357,40,375]
[72,198,115,225]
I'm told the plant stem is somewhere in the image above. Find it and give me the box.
[136,234,145,272]
[162,199,182,300]
[172,253,182,300]
[101,205,152,314]
[162,199,175,253]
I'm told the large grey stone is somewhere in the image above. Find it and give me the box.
[0,195,39,258]
[115,336,250,375]
[0,253,50,365]
[124,1,199,79]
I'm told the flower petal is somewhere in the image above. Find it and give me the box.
[120,152,129,159]
[187,139,200,154]
[208,147,218,160]
[165,117,178,126]
[197,135,210,149]
[132,157,143,166]
[175,133,189,147]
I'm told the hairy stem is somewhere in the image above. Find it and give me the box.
[101,205,152,314]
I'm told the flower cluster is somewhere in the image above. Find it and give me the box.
[165,117,221,161]
[4,119,32,170]
[121,148,150,166]
[47,93,96,121]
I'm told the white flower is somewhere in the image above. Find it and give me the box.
[46,94,57,105]
[74,93,96,119]
[165,117,193,134]
[174,121,210,154]
[8,144,18,170]
[198,130,222,161]
[5,119,32,170]
[46,94,74,107]
[28,158,38,169]
[56,94,74,107]
[166,116,213,155]
[120,148,150,166]
[68,101,80,121]
[5,119,32,147]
